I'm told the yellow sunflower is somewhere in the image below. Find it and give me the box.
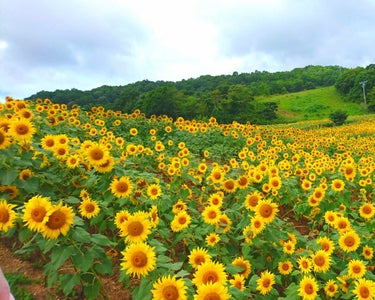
[201,205,221,225]
[331,178,345,192]
[297,256,313,274]
[232,256,251,278]
[84,143,110,166]
[22,195,52,232]
[282,240,296,255]
[8,118,36,141]
[192,260,227,286]
[298,275,319,300]
[339,230,361,253]
[188,247,211,269]
[362,245,374,260]
[324,279,338,298]
[41,134,56,150]
[147,184,162,200]
[216,214,232,233]
[94,156,114,173]
[208,193,223,207]
[359,202,375,220]
[79,198,100,219]
[171,210,191,232]
[209,167,225,184]
[42,203,75,239]
[151,274,187,300]
[255,199,279,224]
[352,278,375,300]
[278,260,293,275]
[206,232,220,246]
[0,199,18,232]
[311,250,331,273]
[19,169,33,181]
[256,270,275,295]
[120,213,151,243]
[149,205,159,228]
[0,128,10,149]
[324,210,337,226]
[348,259,367,279]
[221,178,237,193]
[110,176,133,199]
[193,282,230,300]
[114,210,131,229]
[250,215,266,236]
[244,191,263,211]
[120,242,156,278]
[230,274,245,291]
[316,236,335,255]
[66,154,81,168]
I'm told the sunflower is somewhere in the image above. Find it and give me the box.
[188,247,211,269]
[171,211,191,232]
[52,144,70,159]
[278,260,293,275]
[348,259,367,279]
[250,215,266,236]
[255,199,278,224]
[0,128,10,149]
[256,270,275,295]
[202,205,221,225]
[352,278,375,300]
[120,242,156,278]
[151,274,187,300]
[22,195,52,232]
[40,134,57,150]
[324,210,337,226]
[0,199,17,232]
[120,213,151,243]
[110,176,133,199]
[192,260,227,286]
[298,275,319,300]
[172,199,187,214]
[94,156,114,173]
[8,118,36,141]
[205,232,220,247]
[359,202,375,220]
[297,256,313,274]
[66,154,81,168]
[232,256,251,278]
[147,184,162,200]
[42,203,75,239]
[316,236,335,255]
[216,214,232,233]
[282,240,296,255]
[221,178,237,193]
[114,210,131,229]
[0,185,19,200]
[85,143,110,166]
[209,167,225,184]
[311,250,331,273]
[269,176,282,190]
[331,179,345,192]
[237,175,250,189]
[362,245,374,260]
[208,193,223,207]
[334,216,352,233]
[149,205,159,228]
[230,274,245,291]
[79,198,100,219]
[324,279,338,298]
[18,169,33,181]
[339,230,361,253]
[193,282,230,300]
[244,191,263,211]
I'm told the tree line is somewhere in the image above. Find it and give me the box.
[27,65,364,124]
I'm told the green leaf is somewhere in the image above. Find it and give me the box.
[133,278,152,300]
[94,257,113,275]
[72,251,95,272]
[84,278,101,300]
[0,169,19,185]
[280,282,299,300]
[175,269,190,278]
[64,196,81,204]
[91,233,114,247]
[50,245,74,268]
[18,177,40,193]
[71,226,91,243]
[165,261,184,271]
[60,273,80,295]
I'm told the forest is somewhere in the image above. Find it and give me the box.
[27,64,375,124]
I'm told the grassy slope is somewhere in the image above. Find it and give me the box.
[256,86,365,123]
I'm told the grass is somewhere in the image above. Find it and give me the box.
[256,86,366,123]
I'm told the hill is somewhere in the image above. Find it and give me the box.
[257,86,365,123]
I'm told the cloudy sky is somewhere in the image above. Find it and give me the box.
[1,0,374,100]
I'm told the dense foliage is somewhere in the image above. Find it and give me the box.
[27,65,342,124]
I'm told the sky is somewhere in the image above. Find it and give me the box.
[1,0,375,100]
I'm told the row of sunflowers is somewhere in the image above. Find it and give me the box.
[0,96,375,299]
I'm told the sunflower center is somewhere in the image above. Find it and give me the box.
[314,255,325,266]
[254,220,262,228]
[162,285,179,300]
[352,265,361,274]
[57,148,66,155]
[178,216,187,225]
[84,203,96,213]
[362,205,371,214]
[131,251,147,267]
[208,210,217,219]
[46,210,66,229]
[360,286,369,298]
[302,261,309,268]
[282,263,289,271]
[203,292,220,300]
[16,124,29,135]
[259,204,273,218]
[116,182,129,193]
[90,148,104,160]
[249,195,259,207]
[46,139,54,147]
[128,221,144,236]
[262,278,271,288]
[0,208,10,223]
[213,172,221,180]
[304,283,314,294]
[202,271,219,284]
[31,207,46,222]
[224,181,235,190]
[194,256,205,266]
[0,132,5,144]
[344,236,355,247]
[321,243,330,251]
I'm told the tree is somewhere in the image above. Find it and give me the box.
[329,110,348,126]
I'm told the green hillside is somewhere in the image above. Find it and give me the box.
[256,86,365,123]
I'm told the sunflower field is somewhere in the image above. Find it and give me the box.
[0,96,375,300]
